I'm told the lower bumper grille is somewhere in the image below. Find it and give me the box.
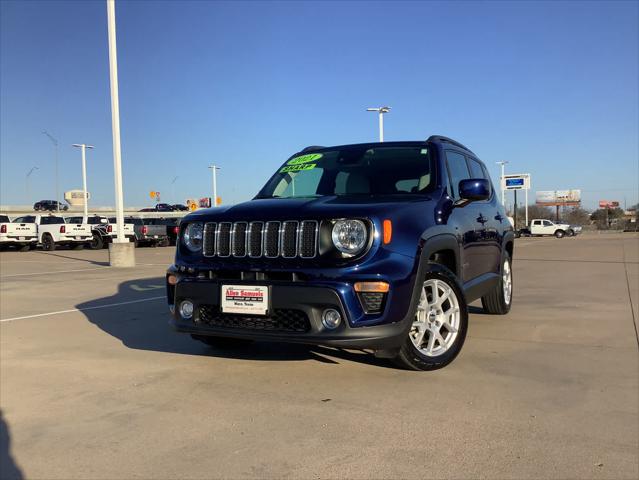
[197,305,310,332]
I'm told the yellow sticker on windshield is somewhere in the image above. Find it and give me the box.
[280,163,317,173]
[287,153,323,165]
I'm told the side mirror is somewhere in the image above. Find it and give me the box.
[456,179,490,206]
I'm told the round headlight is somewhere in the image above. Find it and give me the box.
[183,222,203,252]
[331,219,368,256]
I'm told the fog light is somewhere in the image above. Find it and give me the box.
[167,274,177,285]
[179,300,194,319]
[322,308,341,329]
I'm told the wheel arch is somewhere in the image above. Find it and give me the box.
[420,233,460,278]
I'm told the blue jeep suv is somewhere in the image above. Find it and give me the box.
[167,135,514,370]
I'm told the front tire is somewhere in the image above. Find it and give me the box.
[481,253,513,314]
[392,268,468,371]
[42,234,56,251]
[567,229,575,237]
[555,229,565,238]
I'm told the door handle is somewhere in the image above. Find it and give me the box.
[494,213,503,223]
[476,214,487,225]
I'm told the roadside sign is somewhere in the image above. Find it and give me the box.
[599,200,620,208]
[501,174,530,190]
[149,191,156,199]
[216,196,222,206]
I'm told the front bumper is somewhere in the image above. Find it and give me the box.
[167,267,417,351]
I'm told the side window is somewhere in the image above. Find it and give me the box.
[445,151,471,199]
[533,220,541,226]
[467,158,485,179]
[543,220,552,226]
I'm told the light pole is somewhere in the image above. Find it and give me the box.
[42,131,60,212]
[171,176,178,204]
[72,144,94,222]
[496,161,509,207]
[106,0,134,266]
[26,166,39,204]
[208,165,220,207]
[366,106,391,142]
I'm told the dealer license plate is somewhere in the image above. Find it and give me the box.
[221,285,268,316]
[75,236,82,240]
[18,237,25,241]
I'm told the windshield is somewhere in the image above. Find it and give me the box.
[256,145,434,199]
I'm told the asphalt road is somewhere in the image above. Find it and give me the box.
[1,234,638,479]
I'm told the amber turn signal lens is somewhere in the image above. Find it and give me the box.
[167,274,177,285]
[354,281,390,293]
[383,219,392,244]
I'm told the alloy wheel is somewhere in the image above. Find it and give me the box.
[410,279,461,357]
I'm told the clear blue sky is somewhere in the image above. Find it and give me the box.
[1,0,637,210]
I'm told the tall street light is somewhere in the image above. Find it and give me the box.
[208,165,220,207]
[106,0,134,266]
[42,130,60,211]
[26,166,39,205]
[496,161,509,207]
[72,144,94,222]
[366,106,391,142]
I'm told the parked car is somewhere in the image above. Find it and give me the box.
[529,219,578,238]
[14,214,92,250]
[34,200,68,211]
[125,217,169,247]
[167,136,515,370]
[171,204,189,212]
[146,217,181,245]
[0,215,38,251]
[155,203,175,212]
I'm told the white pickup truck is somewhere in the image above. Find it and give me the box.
[0,214,38,251]
[529,219,579,238]
[106,217,136,243]
[13,214,93,250]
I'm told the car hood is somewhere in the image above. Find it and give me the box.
[184,195,434,222]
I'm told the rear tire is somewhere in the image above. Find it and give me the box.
[19,245,30,252]
[72,244,84,250]
[42,234,56,251]
[392,267,468,371]
[481,253,513,314]
[89,234,104,250]
[191,334,253,349]
[555,229,565,238]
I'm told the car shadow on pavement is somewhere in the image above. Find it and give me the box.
[75,277,391,368]
[35,251,109,266]
[0,410,23,480]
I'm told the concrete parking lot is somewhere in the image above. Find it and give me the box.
[1,234,638,479]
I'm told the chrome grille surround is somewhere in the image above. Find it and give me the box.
[203,222,217,257]
[201,220,319,259]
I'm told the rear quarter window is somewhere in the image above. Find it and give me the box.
[40,216,65,225]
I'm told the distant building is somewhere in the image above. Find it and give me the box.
[64,190,90,207]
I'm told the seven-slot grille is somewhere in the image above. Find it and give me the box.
[203,220,318,259]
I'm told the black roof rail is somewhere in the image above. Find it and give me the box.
[426,135,476,156]
[300,145,325,153]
